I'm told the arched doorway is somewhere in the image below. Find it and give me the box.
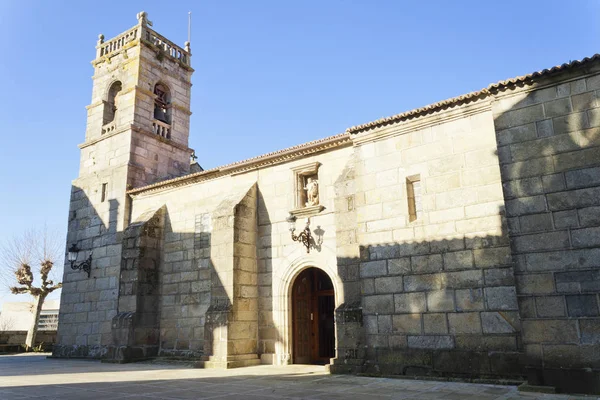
[291,267,335,364]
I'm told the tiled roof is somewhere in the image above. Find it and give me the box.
[346,54,600,134]
[129,53,600,195]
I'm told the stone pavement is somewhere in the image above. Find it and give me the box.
[0,354,595,400]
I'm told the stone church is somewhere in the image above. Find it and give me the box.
[55,12,600,394]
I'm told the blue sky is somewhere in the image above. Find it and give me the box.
[0,0,598,308]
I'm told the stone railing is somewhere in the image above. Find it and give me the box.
[144,28,190,66]
[152,119,171,139]
[95,13,191,67]
[102,121,117,135]
[96,26,139,59]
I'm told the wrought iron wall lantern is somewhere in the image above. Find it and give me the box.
[67,244,93,278]
[286,213,314,253]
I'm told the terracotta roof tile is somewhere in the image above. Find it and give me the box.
[346,54,600,134]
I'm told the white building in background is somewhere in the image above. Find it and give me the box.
[0,300,60,331]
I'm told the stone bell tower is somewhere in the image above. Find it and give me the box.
[54,12,193,358]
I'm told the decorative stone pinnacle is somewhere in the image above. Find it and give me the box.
[136,11,153,26]
[97,34,104,45]
[185,41,191,53]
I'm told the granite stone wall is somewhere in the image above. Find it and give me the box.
[348,107,521,378]
[492,66,600,393]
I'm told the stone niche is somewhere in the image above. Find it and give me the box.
[290,161,324,218]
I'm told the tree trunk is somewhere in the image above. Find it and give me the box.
[25,294,46,350]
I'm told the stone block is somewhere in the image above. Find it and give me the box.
[359,260,387,278]
[566,295,599,317]
[374,276,403,294]
[485,286,518,310]
[572,91,599,111]
[484,267,515,286]
[519,213,553,233]
[448,312,481,334]
[433,351,491,375]
[455,335,517,351]
[555,270,600,293]
[388,258,411,275]
[515,273,555,294]
[497,123,537,146]
[494,104,545,131]
[526,249,600,272]
[377,315,393,334]
[411,254,442,274]
[572,226,600,248]
[443,250,473,270]
[521,320,579,344]
[392,314,421,334]
[545,98,572,118]
[394,292,426,313]
[552,111,589,135]
[427,290,455,312]
[363,295,394,314]
[580,319,600,344]
[565,166,600,189]
[481,311,517,334]
[364,315,378,335]
[505,196,547,217]
[473,247,512,268]
[423,313,448,334]
[407,335,454,350]
[502,176,544,198]
[578,206,600,227]
[361,279,374,295]
[542,344,600,369]
[445,270,484,289]
[535,296,566,318]
[536,119,554,137]
[518,297,536,318]
[404,274,444,292]
[542,173,565,193]
[456,288,484,311]
[512,231,570,253]
[552,209,578,229]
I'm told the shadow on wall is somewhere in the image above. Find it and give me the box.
[491,74,600,393]
[53,191,121,358]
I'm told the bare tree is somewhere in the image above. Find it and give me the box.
[0,228,63,350]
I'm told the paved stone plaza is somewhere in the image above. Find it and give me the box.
[0,354,595,400]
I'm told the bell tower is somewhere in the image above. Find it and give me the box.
[54,12,193,358]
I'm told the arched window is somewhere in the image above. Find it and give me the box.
[153,83,171,124]
[103,81,122,125]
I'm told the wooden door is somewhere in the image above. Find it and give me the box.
[292,269,312,364]
[292,268,336,364]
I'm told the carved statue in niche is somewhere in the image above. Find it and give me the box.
[304,176,319,207]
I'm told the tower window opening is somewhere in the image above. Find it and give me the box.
[103,81,122,125]
[153,83,171,124]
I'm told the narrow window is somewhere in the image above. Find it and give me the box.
[407,175,422,222]
[101,183,108,202]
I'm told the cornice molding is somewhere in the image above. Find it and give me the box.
[128,133,351,196]
[351,101,492,146]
